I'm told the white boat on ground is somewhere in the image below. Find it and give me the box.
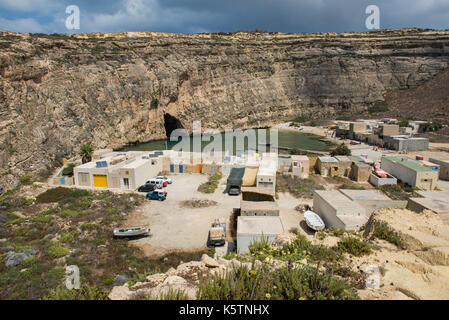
[304,210,325,231]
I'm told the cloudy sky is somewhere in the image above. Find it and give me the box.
[0,0,448,34]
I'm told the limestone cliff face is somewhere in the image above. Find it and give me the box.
[1,29,449,188]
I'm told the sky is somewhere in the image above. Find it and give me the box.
[0,0,448,34]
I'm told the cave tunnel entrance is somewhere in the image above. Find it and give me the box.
[163,113,184,139]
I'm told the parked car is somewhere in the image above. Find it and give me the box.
[138,183,156,192]
[146,179,164,189]
[208,219,226,247]
[153,178,168,187]
[146,190,167,201]
[228,186,240,196]
[156,176,172,184]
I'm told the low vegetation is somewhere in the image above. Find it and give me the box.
[368,101,389,114]
[62,163,77,176]
[376,184,419,201]
[372,222,407,250]
[197,264,359,300]
[0,184,219,299]
[276,174,324,199]
[197,174,222,194]
[179,199,218,208]
[290,115,309,124]
[336,237,372,257]
[330,144,351,157]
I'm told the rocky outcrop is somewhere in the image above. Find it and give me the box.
[358,208,449,300]
[1,29,449,188]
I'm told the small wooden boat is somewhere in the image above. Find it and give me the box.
[304,210,325,231]
[113,225,150,238]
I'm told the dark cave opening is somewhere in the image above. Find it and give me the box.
[163,113,184,139]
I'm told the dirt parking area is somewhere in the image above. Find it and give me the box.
[277,192,314,236]
[126,174,240,257]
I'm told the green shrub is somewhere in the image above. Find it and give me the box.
[59,230,75,243]
[197,265,359,300]
[47,246,69,258]
[61,209,79,218]
[330,144,351,157]
[105,208,120,215]
[372,222,406,249]
[43,285,109,300]
[80,223,98,230]
[198,174,222,194]
[290,115,309,123]
[336,237,372,257]
[20,175,33,185]
[31,209,56,223]
[368,102,389,114]
[244,234,341,264]
[14,227,30,237]
[70,189,90,198]
[159,288,189,300]
[36,187,73,203]
[62,163,77,176]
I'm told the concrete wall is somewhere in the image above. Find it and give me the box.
[126,158,162,190]
[292,158,309,179]
[350,163,371,182]
[237,234,278,254]
[369,173,397,186]
[381,157,417,187]
[256,173,276,192]
[317,160,341,177]
[415,170,439,191]
[381,124,399,136]
[312,192,345,229]
[429,158,449,181]
[354,200,408,215]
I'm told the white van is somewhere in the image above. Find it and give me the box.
[146,179,163,189]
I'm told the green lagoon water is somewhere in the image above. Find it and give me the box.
[119,129,331,153]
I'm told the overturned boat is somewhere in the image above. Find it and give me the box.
[304,210,325,231]
[113,225,150,238]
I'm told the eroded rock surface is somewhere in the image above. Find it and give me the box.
[1,29,449,188]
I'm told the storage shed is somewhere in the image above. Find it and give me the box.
[381,156,438,190]
[313,190,368,230]
[316,157,339,177]
[237,216,284,253]
[291,155,309,179]
[429,158,449,181]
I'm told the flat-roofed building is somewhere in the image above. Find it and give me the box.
[313,190,368,230]
[291,155,309,179]
[316,156,339,177]
[408,191,449,225]
[383,136,429,151]
[74,151,162,190]
[381,156,439,190]
[237,216,284,253]
[256,159,277,192]
[429,158,449,181]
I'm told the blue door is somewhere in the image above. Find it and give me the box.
[170,164,174,173]
[179,165,183,173]
[60,177,65,185]
[211,167,215,174]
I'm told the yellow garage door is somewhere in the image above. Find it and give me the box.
[93,175,108,188]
